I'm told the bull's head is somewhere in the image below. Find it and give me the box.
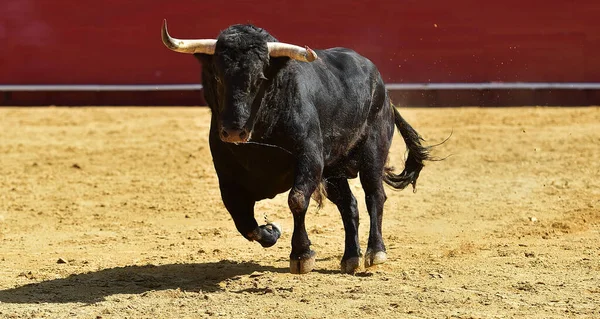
[161,20,317,143]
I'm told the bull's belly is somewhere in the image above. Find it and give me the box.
[322,131,365,179]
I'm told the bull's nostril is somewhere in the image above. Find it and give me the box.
[239,130,247,139]
[221,129,229,138]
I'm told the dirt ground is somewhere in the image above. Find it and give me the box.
[0,106,598,319]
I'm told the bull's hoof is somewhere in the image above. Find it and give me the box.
[290,250,316,274]
[364,250,387,268]
[256,223,281,248]
[340,257,360,274]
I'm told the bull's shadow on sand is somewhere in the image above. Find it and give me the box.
[0,260,290,304]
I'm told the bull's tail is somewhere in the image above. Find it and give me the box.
[383,105,433,191]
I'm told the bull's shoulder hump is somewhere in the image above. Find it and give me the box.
[320,47,356,53]
[317,47,360,58]
[311,47,376,75]
[316,47,373,65]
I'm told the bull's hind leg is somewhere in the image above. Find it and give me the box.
[359,170,388,268]
[219,180,281,248]
[359,127,393,268]
[324,177,361,274]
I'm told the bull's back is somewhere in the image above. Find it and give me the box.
[307,48,380,105]
[298,48,387,164]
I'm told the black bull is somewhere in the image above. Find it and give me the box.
[162,21,434,274]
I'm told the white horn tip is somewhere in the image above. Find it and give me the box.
[161,19,176,50]
[162,19,168,33]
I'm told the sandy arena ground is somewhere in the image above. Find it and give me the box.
[0,106,598,318]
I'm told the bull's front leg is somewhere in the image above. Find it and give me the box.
[219,179,281,248]
[288,146,324,274]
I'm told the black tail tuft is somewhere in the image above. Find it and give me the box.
[383,105,434,192]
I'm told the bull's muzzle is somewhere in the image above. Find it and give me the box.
[220,127,250,143]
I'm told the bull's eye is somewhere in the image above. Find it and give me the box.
[214,76,222,84]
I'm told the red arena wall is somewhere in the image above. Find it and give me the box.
[1,0,599,105]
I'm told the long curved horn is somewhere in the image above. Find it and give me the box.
[267,43,318,62]
[161,19,217,54]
